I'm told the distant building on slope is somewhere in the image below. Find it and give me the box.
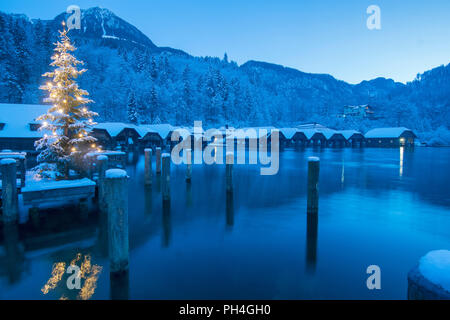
[339,105,376,120]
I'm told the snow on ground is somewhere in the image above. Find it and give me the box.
[418,250,450,292]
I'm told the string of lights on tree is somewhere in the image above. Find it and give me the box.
[35,21,99,177]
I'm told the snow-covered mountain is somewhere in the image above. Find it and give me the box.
[0,7,449,143]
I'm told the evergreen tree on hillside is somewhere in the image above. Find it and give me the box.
[35,22,98,179]
[182,65,192,109]
[0,15,20,102]
[11,19,30,102]
[127,90,138,124]
[223,53,228,64]
[150,56,158,80]
[149,85,158,122]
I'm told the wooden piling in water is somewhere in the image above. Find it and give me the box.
[97,155,108,210]
[307,157,320,215]
[155,147,162,174]
[1,159,18,223]
[161,153,171,201]
[144,148,152,185]
[105,169,129,274]
[185,148,192,183]
[226,152,233,193]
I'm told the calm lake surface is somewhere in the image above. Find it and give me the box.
[1,147,449,299]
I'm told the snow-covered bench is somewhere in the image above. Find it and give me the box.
[21,178,96,213]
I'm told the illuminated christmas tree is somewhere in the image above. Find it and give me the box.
[35,21,98,179]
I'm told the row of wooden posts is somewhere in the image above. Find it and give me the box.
[95,148,320,275]
[3,151,443,299]
[1,149,320,277]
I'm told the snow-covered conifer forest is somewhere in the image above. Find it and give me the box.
[0,8,449,145]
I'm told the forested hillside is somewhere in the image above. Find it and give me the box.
[0,7,449,144]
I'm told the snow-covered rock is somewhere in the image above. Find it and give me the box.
[408,250,450,300]
[105,168,128,179]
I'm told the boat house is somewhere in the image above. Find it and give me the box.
[140,124,176,149]
[91,123,141,150]
[320,129,346,147]
[300,129,327,147]
[339,130,365,147]
[278,128,298,147]
[365,127,416,147]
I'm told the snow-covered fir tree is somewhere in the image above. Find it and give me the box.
[127,90,138,124]
[35,21,98,179]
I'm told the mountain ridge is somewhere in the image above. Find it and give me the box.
[0,6,449,145]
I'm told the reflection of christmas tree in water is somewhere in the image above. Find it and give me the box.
[35,21,98,180]
[41,253,102,300]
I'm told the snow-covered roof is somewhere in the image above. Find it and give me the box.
[299,129,326,140]
[365,127,414,138]
[0,103,49,138]
[338,130,363,140]
[139,124,176,139]
[133,125,155,137]
[316,128,339,140]
[93,123,177,140]
[92,122,139,137]
[279,128,298,139]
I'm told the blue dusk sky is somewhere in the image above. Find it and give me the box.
[1,0,449,84]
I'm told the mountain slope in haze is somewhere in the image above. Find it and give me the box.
[0,7,448,144]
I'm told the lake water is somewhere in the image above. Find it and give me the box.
[0,147,449,299]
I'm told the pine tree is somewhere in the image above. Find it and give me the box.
[11,19,29,102]
[0,14,19,102]
[127,90,138,124]
[182,65,192,108]
[149,85,158,122]
[150,56,157,80]
[223,52,228,64]
[35,22,98,179]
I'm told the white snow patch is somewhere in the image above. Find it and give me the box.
[0,158,17,165]
[105,169,127,179]
[96,155,108,161]
[419,250,450,292]
[308,156,320,162]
